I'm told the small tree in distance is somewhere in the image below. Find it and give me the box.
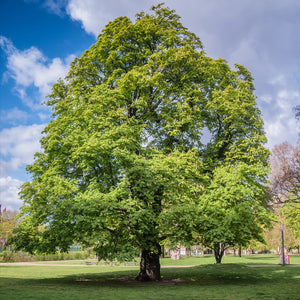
[0,208,19,249]
[271,142,300,205]
[270,142,300,251]
[9,4,271,280]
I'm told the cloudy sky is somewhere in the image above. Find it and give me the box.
[1,0,299,211]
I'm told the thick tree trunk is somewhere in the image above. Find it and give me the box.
[214,242,225,264]
[136,246,161,281]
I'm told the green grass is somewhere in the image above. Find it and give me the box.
[19,253,300,266]
[1,255,300,299]
[161,253,300,266]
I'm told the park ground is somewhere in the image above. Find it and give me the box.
[1,254,300,299]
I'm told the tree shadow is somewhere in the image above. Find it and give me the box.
[0,264,300,292]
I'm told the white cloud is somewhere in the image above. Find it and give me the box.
[0,177,23,211]
[43,0,68,16]
[0,107,29,125]
[263,89,299,148]
[265,117,298,149]
[0,124,45,177]
[0,36,72,106]
[66,0,153,37]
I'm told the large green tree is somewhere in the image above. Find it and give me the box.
[10,4,270,280]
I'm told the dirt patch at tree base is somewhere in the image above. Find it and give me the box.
[117,277,191,285]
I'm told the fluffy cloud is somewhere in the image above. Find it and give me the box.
[0,107,29,125]
[0,177,23,211]
[263,89,299,147]
[43,0,68,16]
[0,124,45,177]
[0,36,74,107]
[0,124,45,211]
[66,0,152,36]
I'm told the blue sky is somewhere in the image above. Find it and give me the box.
[1,0,299,211]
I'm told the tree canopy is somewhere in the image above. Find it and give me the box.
[9,4,271,280]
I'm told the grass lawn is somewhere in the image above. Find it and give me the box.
[1,255,299,299]
[25,253,300,266]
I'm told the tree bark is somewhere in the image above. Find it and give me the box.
[214,242,225,264]
[136,245,161,281]
[238,245,242,257]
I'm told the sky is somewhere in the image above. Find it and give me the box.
[1,0,299,211]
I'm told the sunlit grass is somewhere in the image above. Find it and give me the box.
[1,254,299,299]
[13,253,300,266]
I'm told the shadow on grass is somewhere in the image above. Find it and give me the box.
[164,264,300,286]
[1,265,300,299]
[1,264,299,287]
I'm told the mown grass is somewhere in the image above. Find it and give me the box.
[1,255,299,299]
[26,253,300,266]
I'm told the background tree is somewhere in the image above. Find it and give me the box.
[280,203,300,245]
[263,220,299,253]
[196,162,271,263]
[9,4,271,279]
[270,142,300,204]
[190,59,271,263]
[270,142,300,253]
[0,209,19,250]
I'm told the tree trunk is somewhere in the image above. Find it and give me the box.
[136,246,161,281]
[238,245,242,257]
[214,242,225,264]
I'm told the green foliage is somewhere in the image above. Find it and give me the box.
[1,250,14,262]
[10,4,271,269]
[0,250,89,262]
[0,209,19,243]
[281,202,300,238]
[197,162,271,252]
